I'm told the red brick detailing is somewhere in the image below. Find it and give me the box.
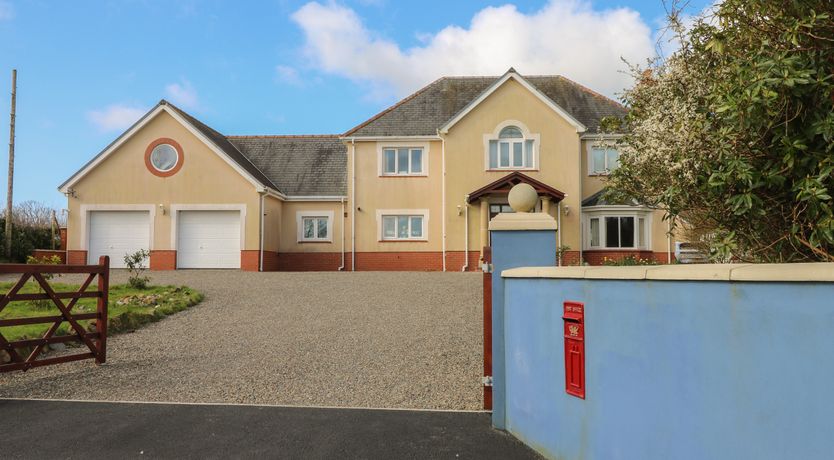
[144,137,184,177]
[59,227,67,251]
[241,250,260,271]
[561,251,582,266]
[274,252,347,271]
[582,250,657,266]
[262,250,281,271]
[31,249,67,263]
[354,252,443,271]
[150,250,177,270]
[67,250,88,265]
[445,251,482,272]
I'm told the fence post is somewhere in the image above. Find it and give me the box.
[482,246,493,410]
[96,255,109,364]
[488,184,558,430]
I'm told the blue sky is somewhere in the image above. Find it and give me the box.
[0,0,710,208]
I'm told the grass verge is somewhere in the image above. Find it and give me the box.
[0,282,204,344]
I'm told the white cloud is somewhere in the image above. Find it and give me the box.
[164,79,199,109]
[87,105,148,133]
[275,65,304,86]
[0,1,14,21]
[291,0,656,99]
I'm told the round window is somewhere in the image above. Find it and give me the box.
[150,144,179,172]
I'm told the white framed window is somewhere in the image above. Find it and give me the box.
[296,211,334,242]
[486,125,537,170]
[585,211,650,250]
[378,143,428,176]
[376,209,429,241]
[588,144,620,175]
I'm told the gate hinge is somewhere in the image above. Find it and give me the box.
[482,376,493,387]
[481,263,493,273]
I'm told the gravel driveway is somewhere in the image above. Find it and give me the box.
[0,271,483,410]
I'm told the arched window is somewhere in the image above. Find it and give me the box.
[488,125,535,169]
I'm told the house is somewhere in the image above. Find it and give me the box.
[58,68,678,270]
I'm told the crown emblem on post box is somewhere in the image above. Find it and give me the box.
[569,324,579,337]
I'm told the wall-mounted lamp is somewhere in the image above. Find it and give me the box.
[563,205,571,216]
[64,188,77,199]
[456,205,462,216]
[159,203,166,215]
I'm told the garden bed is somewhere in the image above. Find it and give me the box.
[0,282,203,358]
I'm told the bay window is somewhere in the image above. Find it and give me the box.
[587,213,649,249]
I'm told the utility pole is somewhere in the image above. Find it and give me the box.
[5,69,16,259]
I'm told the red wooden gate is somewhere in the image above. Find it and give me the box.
[0,256,109,372]
[482,246,493,410]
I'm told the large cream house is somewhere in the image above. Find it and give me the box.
[59,69,678,271]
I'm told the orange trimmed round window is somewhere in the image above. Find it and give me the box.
[145,138,184,177]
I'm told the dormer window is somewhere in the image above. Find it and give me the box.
[487,125,536,170]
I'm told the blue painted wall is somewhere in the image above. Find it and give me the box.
[502,277,834,460]
[490,230,556,429]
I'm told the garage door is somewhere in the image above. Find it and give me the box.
[88,211,151,268]
[177,211,241,269]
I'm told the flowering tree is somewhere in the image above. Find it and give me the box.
[608,0,834,262]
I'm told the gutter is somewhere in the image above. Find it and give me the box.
[578,136,584,265]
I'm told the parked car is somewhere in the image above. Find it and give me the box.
[675,242,708,264]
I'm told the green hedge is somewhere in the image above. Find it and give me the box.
[0,217,61,263]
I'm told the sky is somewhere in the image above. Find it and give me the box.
[0,0,711,208]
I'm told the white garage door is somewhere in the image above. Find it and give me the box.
[88,211,151,268]
[177,211,241,269]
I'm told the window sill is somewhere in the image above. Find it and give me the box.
[585,248,650,252]
[298,240,333,244]
[486,168,538,172]
[379,239,428,243]
[588,172,611,177]
[379,174,429,178]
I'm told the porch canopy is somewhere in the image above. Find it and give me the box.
[467,172,566,204]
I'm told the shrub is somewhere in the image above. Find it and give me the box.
[602,255,658,266]
[124,249,150,289]
[0,217,60,263]
[25,255,63,310]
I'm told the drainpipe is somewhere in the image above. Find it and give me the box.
[258,192,265,272]
[557,201,562,266]
[351,138,356,271]
[440,133,447,271]
[667,218,672,264]
[578,137,584,265]
[338,197,346,271]
[461,195,469,272]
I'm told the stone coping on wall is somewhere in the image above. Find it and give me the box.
[488,212,558,231]
[502,263,834,282]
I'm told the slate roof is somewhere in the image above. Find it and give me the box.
[162,101,281,191]
[581,188,639,207]
[228,136,347,196]
[344,73,627,137]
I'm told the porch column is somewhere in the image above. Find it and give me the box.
[479,198,490,258]
[541,196,551,215]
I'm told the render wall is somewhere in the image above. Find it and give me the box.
[499,264,834,460]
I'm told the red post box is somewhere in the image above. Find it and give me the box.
[563,301,585,399]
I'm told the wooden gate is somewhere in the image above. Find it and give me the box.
[0,256,109,372]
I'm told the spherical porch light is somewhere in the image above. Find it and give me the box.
[508,183,538,213]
